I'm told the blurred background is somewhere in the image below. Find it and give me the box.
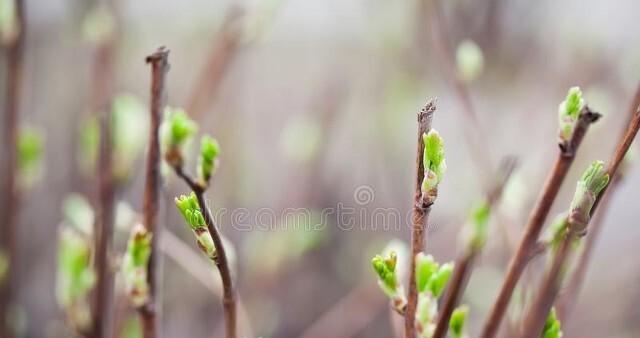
[2,0,640,337]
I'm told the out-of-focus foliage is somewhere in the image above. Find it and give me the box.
[17,126,44,188]
[56,226,95,330]
[81,4,115,44]
[0,0,17,44]
[122,223,152,307]
[279,117,322,164]
[456,40,484,83]
[112,94,148,181]
[62,194,94,236]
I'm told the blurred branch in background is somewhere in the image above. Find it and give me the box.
[89,1,118,337]
[187,0,285,121]
[0,0,25,336]
[159,229,254,338]
[432,157,517,338]
[421,0,493,181]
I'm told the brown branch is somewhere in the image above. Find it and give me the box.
[137,47,170,338]
[480,107,600,338]
[519,105,640,338]
[172,166,237,338]
[555,80,639,319]
[404,101,436,338]
[186,7,243,120]
[0,0,25,336]
[432,157,517,338]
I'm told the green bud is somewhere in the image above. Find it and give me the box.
[166,107,197,148]
[415,253,438,294]
[62,194,94,236]
[569,161,609,230]
[174,193,217,260]
[279,117,322,164]
[111,94,148,181]
[81,4,115,44]
[175,192,205,229]
[17,127,43,187]
[0,250,8,285]
[198,135,220,183]
[372,252,399,297]
[122,224,152,307]
[428,262,454,298]
[456,40,484,83]
[421,130,446,203]
[466,200,491,252]
[541,307,563,338]
[0,0,18,44]
[56,227,96,309]
[557,87,584,143]
[449,305,469,338]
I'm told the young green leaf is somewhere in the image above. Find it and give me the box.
[62,194,95,236]
[111,94,148,181]
[175,193,217,260]
[56,228,95,309]
[465,200,491,252]
[166,108,197,148]
[421,130,446,203]
[17,127,44,187]
[569,161,609,230]
[0,250,7,285]
[0,0,18,44]
[456,39,484,83]
[122,224,152,307]
[198,135,220,183]
[428,262,454,298]
[449,305,469,338]
[557,87,584,143]
[372,251,399,297]
[541,308,563,338]
[415,253,438,294]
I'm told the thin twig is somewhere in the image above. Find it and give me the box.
[172,167,237,338]
[519,106,640,338]
[480,107,600,338]
[137,47,170,338]
[405,101,436,338]
[0,0,25,336]
[432,158,517,338]
[554,175,618,321]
